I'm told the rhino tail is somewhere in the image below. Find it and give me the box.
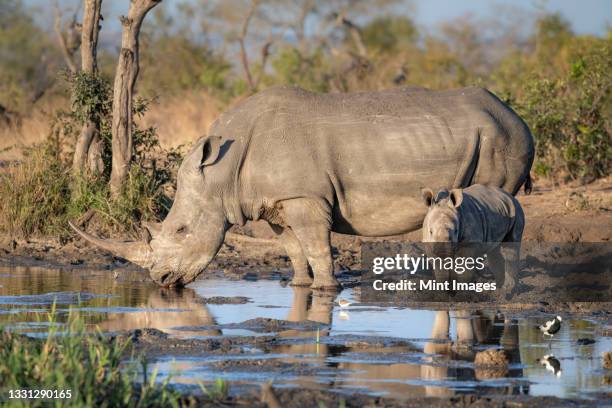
[523,173,533,195]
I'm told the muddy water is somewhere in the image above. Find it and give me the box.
[0,266,610,400]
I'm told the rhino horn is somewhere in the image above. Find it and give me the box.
[68,221,153,268]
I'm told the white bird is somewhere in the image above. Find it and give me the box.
[538,354,562,377]
[538,316,562,337]
[338,299,351,308]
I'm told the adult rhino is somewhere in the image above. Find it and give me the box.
[70,86,534,290]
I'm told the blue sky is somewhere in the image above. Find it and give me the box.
[34,0,611,38]
[412,0,610,35]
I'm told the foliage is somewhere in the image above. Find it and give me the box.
[0,308,182,408]
[271,47,330,92]
[139,17,242,101]
[362,16,418,53]
[494,23,611,181]
[0,0,61,112]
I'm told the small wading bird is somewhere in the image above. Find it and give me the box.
[537,354,562,377]
[539,316,562,337]
[338,299,351,308]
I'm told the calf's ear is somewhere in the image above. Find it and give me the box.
[199,135,223,169]
[421,188,434,207]
[449,189,463,208]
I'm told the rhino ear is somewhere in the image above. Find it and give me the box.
[449,189,463,208]
[422,188,434,207]
[199,136,223,169]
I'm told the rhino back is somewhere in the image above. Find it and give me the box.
[459,185,519,241]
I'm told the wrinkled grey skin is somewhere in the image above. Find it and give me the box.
[421,184,525,290]
[71,86,534,290]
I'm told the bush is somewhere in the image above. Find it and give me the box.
[510,37,611,181]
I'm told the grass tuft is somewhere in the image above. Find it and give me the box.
[0,308,183,408]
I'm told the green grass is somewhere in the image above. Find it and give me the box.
[0,306,183,408]
[0,140,177,239]
[198,378,229,401]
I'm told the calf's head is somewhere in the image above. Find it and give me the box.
[421,188,463,246]
[70,136,229,287]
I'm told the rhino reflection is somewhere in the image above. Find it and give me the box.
[280,288,427,396]
[97,287,220,337]
[275,287,337,361]
[422,310,527,397]
[277,289,530,397]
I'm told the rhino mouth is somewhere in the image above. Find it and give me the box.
[155,268,203,288]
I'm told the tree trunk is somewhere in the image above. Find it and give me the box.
[109,0,161,196]
[72,0,104,175]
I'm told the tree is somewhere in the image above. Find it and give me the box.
[72,0,105,175]
[109,0,161,196]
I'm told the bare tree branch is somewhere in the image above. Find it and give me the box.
[332,11,367,57]
[53,0,79,73]
[238,0,261,92]
[253,34,272,89]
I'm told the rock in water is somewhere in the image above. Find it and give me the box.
[474,349,510,379]
[475,349,510,366]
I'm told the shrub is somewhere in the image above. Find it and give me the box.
[511,37,611,181]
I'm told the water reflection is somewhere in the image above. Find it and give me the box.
[0,266,610,399]
[97,288,221,337]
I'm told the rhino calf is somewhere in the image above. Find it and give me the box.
[421,184,525,290]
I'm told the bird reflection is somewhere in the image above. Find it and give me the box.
[537,354,562,377]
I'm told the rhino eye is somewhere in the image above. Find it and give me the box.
[176,226,187,234]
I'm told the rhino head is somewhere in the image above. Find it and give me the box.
[70,136,231,287]
[421,188,463,253]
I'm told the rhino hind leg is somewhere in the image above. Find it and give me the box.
[269,223,313,286]
[279,198,341,291]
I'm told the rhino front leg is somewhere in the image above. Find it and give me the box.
[269,223,314,286]
[279,198,341,291]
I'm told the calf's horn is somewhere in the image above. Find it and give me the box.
[68,221,153,268]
